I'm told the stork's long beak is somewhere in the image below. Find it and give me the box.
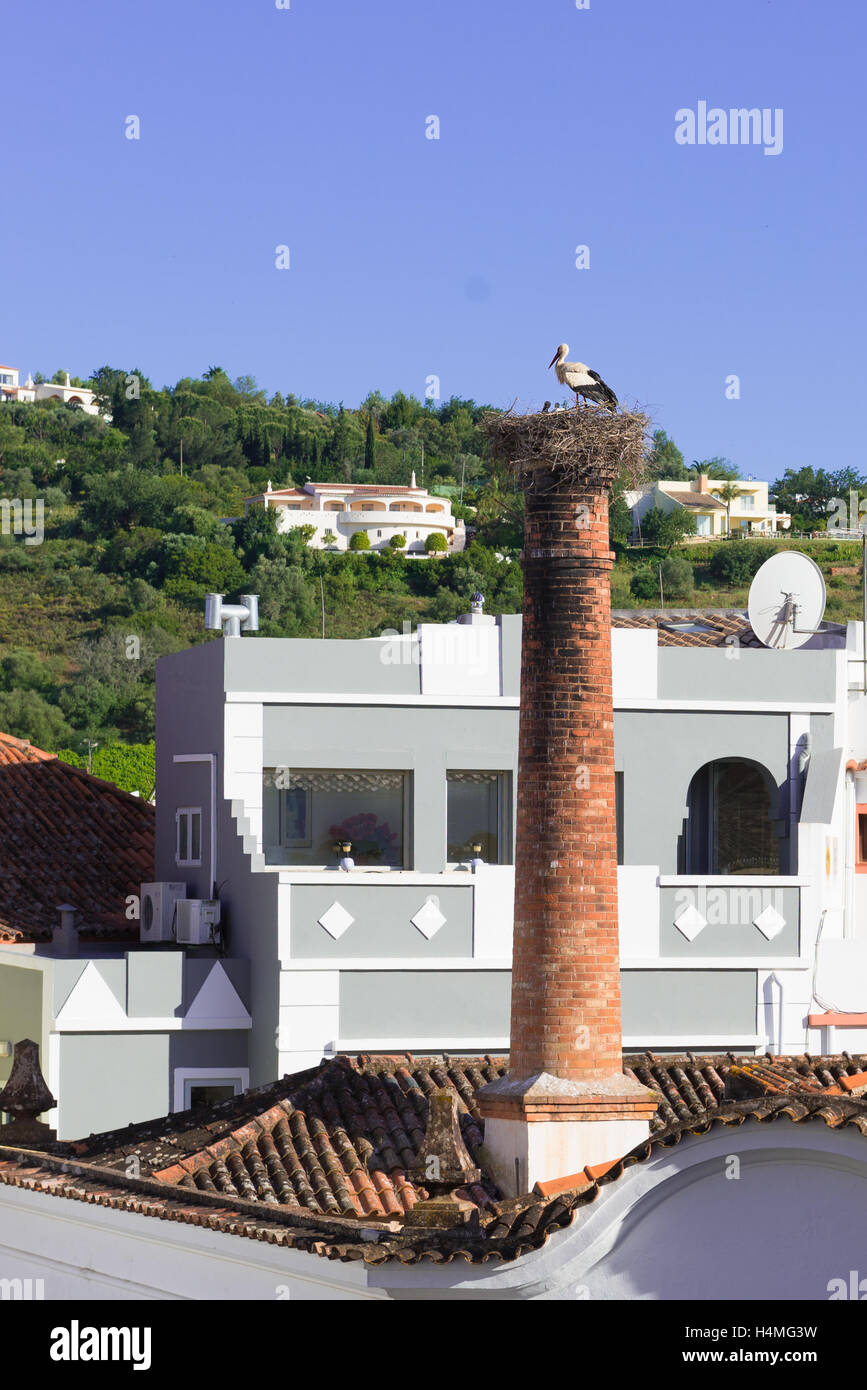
[548,351,558,369]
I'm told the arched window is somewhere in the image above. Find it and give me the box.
[681,758,784,875]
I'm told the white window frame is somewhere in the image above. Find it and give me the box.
[446,771,513,867]
[176,806,203,867]
[173,1068,250,1112]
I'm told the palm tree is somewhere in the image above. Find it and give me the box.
[713,481,744,536]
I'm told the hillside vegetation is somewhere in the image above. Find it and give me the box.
[0,367,861,767]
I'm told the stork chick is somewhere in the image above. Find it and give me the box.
[548,344,617,411]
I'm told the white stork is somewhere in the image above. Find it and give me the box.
[548,343,617,411]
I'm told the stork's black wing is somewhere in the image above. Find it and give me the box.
[586,369,618,409]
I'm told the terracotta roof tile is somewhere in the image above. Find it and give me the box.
[659,488,726,508]
[0,731,154,943]
[3,1050,865,1266]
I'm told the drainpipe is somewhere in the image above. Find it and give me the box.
[173,753,217,897]
[767,970,784,1055]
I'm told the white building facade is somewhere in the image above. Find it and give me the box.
[0,364,101,416]
[153,607,867,1079]
[626,472,791,538]
[243,476,465,553]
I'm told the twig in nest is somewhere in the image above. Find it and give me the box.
[484,401,650,496]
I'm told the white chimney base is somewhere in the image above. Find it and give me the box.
[480,1114,652,1198]
[476,1071,657,1198]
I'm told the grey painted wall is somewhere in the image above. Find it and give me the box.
[657,648,837,703]
[621,970,757,1035]
[338,968,758,1042]
[215,804,280,1089]
[127,951,184,1017]
[339,970,511,1038]
[659,885,800,957]
[289,884,474,958]
[225,637,421,696]
[155,639,225,902]
[614,710,793,874]
[168,1032,249,1070]
[60,1033,170,1134]
[264,705,518,874]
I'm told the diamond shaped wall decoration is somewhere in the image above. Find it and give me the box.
[673,903,707,942]
[411,896,446,941]
[753,903,786,940]
[318,901,355,940]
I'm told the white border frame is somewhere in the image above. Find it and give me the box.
[173,1067,250,1112]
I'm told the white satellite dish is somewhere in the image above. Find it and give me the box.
[748,550,827,649]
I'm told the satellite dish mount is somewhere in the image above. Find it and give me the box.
[748,553,827,650]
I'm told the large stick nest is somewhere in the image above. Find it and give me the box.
[484,403,649,495]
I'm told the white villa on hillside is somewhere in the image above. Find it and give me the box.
[243,475,465,553]
[0,365,101,416]
[626,473,791,539]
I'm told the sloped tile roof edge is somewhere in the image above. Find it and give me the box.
[2,1094,867,1268]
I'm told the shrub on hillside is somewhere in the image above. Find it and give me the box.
[660,553,694,601]
[709,541,775,586]
[55,741,155,797]
[630,566,659,601]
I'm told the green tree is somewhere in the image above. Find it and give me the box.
[365,413,376,472]
[388,533,407,550]
[709,542,774,586]
[424,532,448,554]
[231,504,283,568]
[660,553,694,601]
[0,689,73,747]
[639,505,697,552]
[630,566,660,602]
[694,456,740,481]
[608,493,633,547]
[349,530,371,551]
[771,466,867,531]
[712,481,744,535]
[646,430,689,482]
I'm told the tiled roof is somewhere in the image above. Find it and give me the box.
[0,732,154,943]
[4,1051,867,1267]
[308,483,422,494]
[610,610,761,647]
[611,610,847,648]
[660,489,726,509]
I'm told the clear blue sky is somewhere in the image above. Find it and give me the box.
[1,0,863,482]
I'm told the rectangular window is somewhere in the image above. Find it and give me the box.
[176,807,202,866]
[447,771,512,865]
[173,1069,249,1112]
[264,770,409,867]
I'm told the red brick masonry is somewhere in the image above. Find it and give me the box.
[478,455,654,1125]
[509,477,624,1082]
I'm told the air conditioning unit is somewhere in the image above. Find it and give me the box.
[140,882,187,943]
[174,898,221,946]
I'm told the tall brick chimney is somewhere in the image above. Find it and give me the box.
[477,409,656,1196]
